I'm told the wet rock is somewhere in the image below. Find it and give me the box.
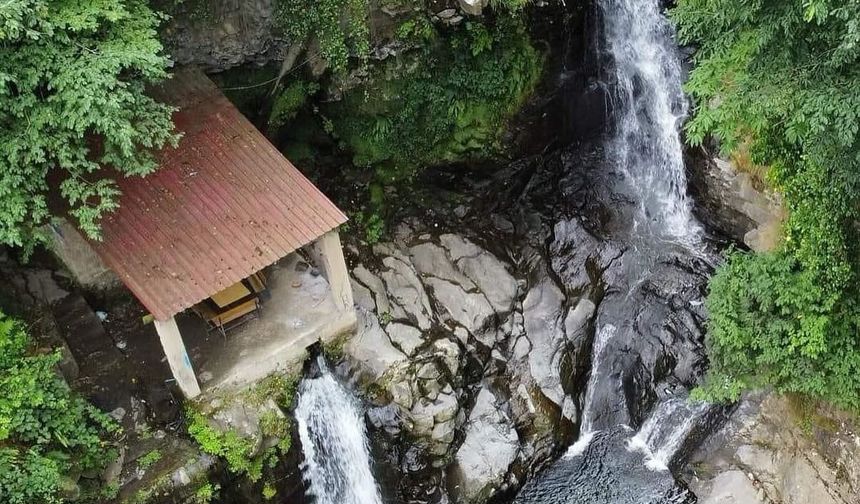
[698,470,760,504]
[564,298,595,344]
[354,265,393,315]
[410,242,476,291]
[162,0,285,72]
[440,234,518,314]
[452,387,519,503]
[389,380,414,410]
[351,279,375,311]
[433,338,462,376]
[689,393,860,504]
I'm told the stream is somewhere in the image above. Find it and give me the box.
[295,0,726,502]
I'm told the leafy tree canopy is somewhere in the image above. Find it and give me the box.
[0,0,177,251]
[673,0,860,408]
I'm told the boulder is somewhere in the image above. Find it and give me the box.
[409,242,476,291]
[458,0,488,16]
[698,471,761,504]
[346,311,407,380]
[386,323,424,356]
[425,277,495,344]
[522,278,567,406]
[440,234,518,313]
[379,256,435,330]
[453,387,519,502]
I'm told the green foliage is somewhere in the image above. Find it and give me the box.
[0,312,118,504]
[186,409,263,481]
[275,0,370,72]
[191,482,219,504]
[325,16,543,180]
[137,449,162,470]
[490,0,532,12]
[268,80,321,128]
[262,482,277,500]
[0,0,177,251]
[186,373,297,483]
[674,0,860,409]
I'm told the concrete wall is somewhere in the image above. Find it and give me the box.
[48,218,120,290]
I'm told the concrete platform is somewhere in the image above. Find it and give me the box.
[182,254,356,393]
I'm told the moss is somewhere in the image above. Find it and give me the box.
[191,482,220,504]
[262,482,277,500]
[268,80,321,129]
[322,333,351,362]
[786,393,841,436]
[324,15,543,181]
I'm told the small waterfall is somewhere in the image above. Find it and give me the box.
[627,398,709,471]
[295,357,383,504]
[600,0,701,245]
[566,323,616,457]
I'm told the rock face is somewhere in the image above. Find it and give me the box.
[162,0,286,72]
[689,393,860,504]
[347,228,522,468]
[688,154,784,251]
[452,387,520,502]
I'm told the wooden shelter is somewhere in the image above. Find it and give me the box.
[80,68,353,398]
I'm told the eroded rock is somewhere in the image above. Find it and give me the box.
[452,387,519,503]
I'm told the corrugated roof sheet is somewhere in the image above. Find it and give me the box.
[91,68,347,321]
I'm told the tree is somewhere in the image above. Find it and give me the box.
[672,0,860,409]
[0,0,177,251]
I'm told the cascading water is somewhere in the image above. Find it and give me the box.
[295,357,383,504]
[516,1,714,501]
[601,0,701,246]
[566,323,615,457]
[627,397,710,471]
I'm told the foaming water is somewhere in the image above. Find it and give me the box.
[627,398,710,471]
[602,0,701,247]
[295,357,383,504]
[565,324,616,457]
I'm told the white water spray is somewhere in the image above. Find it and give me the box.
[295,357,383,504]
[566,324,615,457]
[601,0,701,245]
[627,397,709,471]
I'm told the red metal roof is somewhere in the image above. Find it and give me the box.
[91,68,347,321]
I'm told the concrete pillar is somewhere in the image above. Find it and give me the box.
[309,230,354,311]
[154,317,201,398]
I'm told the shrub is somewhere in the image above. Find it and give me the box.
[0,312,118,504]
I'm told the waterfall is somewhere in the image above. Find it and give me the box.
[295,357,383,504]
[627,397,709,471]
[601,0,701,245]
[565,323,615,457]
[565,0,708,462]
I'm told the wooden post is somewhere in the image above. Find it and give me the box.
[154,317,201,398]
[309,230,354,311]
